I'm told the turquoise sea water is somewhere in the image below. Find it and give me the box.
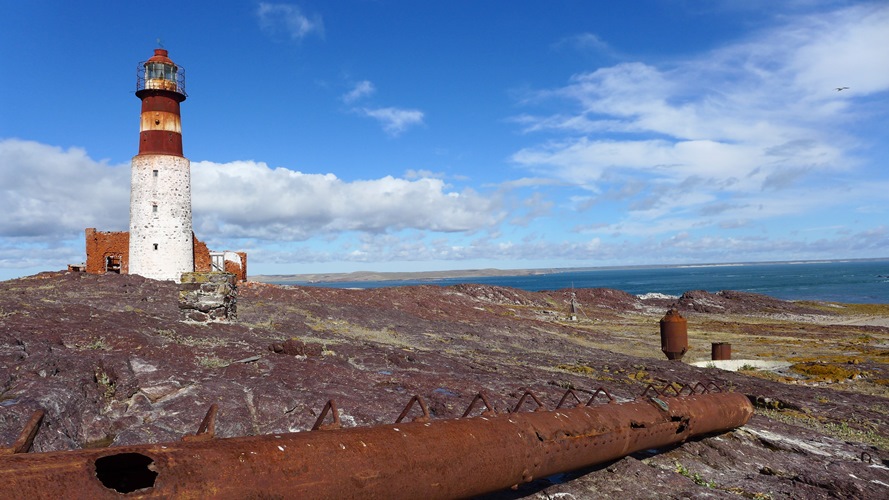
[284,260,889,304]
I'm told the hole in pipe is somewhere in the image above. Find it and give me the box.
[94,453,158,493]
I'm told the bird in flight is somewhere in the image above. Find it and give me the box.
[835,86,850,91]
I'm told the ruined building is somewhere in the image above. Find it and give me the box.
[82,48,246,282]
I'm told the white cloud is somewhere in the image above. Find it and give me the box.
[511,3,889,234]
[135,219,889,269]
[357,107,425,136]
[786,5,889,95]
[257,3,324,40]
[341,80,375,103]
[190,160,501,239]
[0,139,129,239]
[0,139,501,245]
[404,169,439,180]
[0,139,507,272]
[554,33,616,58]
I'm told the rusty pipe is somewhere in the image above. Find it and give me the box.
[0,391,753,499]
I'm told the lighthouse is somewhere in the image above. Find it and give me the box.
[128,48,194,282]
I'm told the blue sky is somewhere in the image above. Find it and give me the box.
[2,1,888,280]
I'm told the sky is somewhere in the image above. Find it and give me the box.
[1,1,888,280]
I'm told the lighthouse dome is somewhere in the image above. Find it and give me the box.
[137,48,186,96]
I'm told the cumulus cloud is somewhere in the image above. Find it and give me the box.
[357,107,425,136]
[0,139,506,272]
[0,139,129,239]
[0,139,501,245]
[190,160,501,239]
[257,2,324,40]
[341,80,376,103]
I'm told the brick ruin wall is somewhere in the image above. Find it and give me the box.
[84,229,246,281]
[192,240,248,282]
[193,239,211,273]
[85,228,129,275]
[225,252,248,283]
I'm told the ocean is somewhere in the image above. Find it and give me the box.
[283,260,889,304]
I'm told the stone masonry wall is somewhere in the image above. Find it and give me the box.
[129,154,194,282]
[178,272,237,322]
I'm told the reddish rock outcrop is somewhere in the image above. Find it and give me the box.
[0,272,886,498]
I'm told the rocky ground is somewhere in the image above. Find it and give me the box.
[0,271,887,498]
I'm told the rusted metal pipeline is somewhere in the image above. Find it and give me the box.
[0,385,752,499]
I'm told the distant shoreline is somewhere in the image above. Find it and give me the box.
[249,257,889,284]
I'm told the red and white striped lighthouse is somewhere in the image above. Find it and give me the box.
[128,48,194,282]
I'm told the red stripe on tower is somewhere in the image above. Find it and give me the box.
[135,49,187,156]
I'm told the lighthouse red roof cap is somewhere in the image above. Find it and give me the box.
[146,48,175,65]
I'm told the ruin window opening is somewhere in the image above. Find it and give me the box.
[152,170,158,177]
[153,243,158,250]
[152,204,158,214]
[210,252,225,272]
[104,255,121,274]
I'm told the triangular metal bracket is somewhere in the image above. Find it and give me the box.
[182,404,217,442]
[395,395,431,424]
[311,400,342,431]
[586,387,615,405]
[0,410,44,455]
[556,389,583,409]
[461,393,497,418]
[512,391,546,413]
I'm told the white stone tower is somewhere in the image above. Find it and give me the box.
[128,48,194,282]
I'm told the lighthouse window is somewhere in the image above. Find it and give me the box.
[146,62,167,80]
[152,170,158,177]
[153,244,159,250]
[152,204,158,214]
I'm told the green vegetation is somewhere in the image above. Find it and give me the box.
[789,362,863,382]
[674,461,717,488]
[93,368,115,400]
[556,363,596,375]
[155,328,230,348]
[796,301,889,316]
[77,337,110,351]
[757,407,888,450]
[197,356,229,368]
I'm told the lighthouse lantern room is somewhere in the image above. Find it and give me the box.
[128,48,194,282]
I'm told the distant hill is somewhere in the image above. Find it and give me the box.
[250,257,889,284]
[250,267,553,284]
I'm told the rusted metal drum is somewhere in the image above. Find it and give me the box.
[660,309,688,361]
[712,342,732,361]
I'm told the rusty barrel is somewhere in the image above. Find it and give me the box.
[660,308,688,361]
[712,342,732,361]
[0,392,753,499]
